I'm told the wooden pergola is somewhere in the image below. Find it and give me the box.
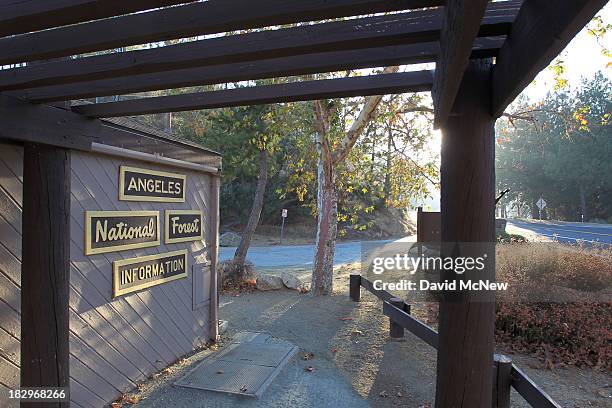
[0,1,606,406]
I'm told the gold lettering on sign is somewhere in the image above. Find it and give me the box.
[119,166,186,202]
[85,211,160,255]
[112,250,188,297]
[164,210,204,244]
[95,218,156,243]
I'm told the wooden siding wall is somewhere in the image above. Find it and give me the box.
[0,143,213,407]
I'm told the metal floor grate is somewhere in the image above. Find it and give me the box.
[175,332,298,397]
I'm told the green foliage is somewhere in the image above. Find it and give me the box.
[496,231,527,243]
[164,76,438,230]
[281,92,438,235]
[496,73,612,221]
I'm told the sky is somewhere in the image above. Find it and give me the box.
[520,3,611,103]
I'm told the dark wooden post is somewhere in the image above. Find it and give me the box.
[209,174,220,342]
[389,298,405,340]
[435,59,497,407]
[492,354,512,408]
[349,274,361,302]
[21,143,71,407]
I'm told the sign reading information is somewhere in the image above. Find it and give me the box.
[119,166,186,202]
[112,249,188,297]
[85,210,160,255]
[165,210,204,244]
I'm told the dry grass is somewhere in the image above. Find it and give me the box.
[495,243,612,370]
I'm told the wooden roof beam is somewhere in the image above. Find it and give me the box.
[0,0,189,38]
[17,38,504,103]
[0,94,123,150]
[491,0,608,117]
[71,71,434,118]
[432,0,491,129]
[0,2,520,91]
[0,0,445,65]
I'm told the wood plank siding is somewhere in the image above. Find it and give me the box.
[0,143,213,407]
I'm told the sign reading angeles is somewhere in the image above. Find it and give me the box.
[119,166,186,202]
[85,210,160,255]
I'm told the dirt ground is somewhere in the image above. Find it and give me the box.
[125,264,611,408]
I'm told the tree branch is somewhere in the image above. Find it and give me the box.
[332,66,400,165]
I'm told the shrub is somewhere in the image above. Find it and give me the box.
[496,231,527,243]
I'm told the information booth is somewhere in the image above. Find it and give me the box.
[0,117,221,407]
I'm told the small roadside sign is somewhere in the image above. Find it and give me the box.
[536,198,547,210]
[280,209,288,244]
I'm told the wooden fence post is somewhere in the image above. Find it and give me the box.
[389,298,405,339]
[21,143,71,407]
[492,354,512,408]
[349,274,361,302]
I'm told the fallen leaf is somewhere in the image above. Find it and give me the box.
[351,330,364,336]
[302,352,314,360]
[240,385,248,392]
[396,391,403,397]
[331,347,338,353]
[379,390,389,398]
[305,366,315,372]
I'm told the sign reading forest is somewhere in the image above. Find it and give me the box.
[165,210,204,244]
[119,166,186,202]
[85,210,160,255]
[112,249,188,297]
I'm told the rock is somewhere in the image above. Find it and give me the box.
[408,244,439,257]
[219,232,242,247]
[256,275,283,291]
[281,272,303,290]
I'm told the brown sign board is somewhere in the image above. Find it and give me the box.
[165,210,204,244]
[112,249,188,297]
[119,166,186,202]
[85,210,160,255]
[417,208,441,243]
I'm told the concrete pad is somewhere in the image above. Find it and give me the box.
[175,332,298,397]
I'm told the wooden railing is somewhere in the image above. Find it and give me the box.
[349,274,562,408]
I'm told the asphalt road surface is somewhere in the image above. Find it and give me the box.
[220,220,611,269]
[507,219,612,246]
[219,236,415,269]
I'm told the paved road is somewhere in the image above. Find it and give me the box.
[507,219,612,246]
[219,236,415,269]
[221,220,611,269]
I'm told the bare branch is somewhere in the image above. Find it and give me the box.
[332,66,400,165]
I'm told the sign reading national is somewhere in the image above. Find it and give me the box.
[119,166,186,202]
[85,210,160,255]
[112,250,188,297]
[165,210,204,244]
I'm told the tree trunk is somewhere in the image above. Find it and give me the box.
[384,125,393,197]
[234,149,268,267]
[531,199,539,219]
[579,183,587,221]
[311,132,337,296]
